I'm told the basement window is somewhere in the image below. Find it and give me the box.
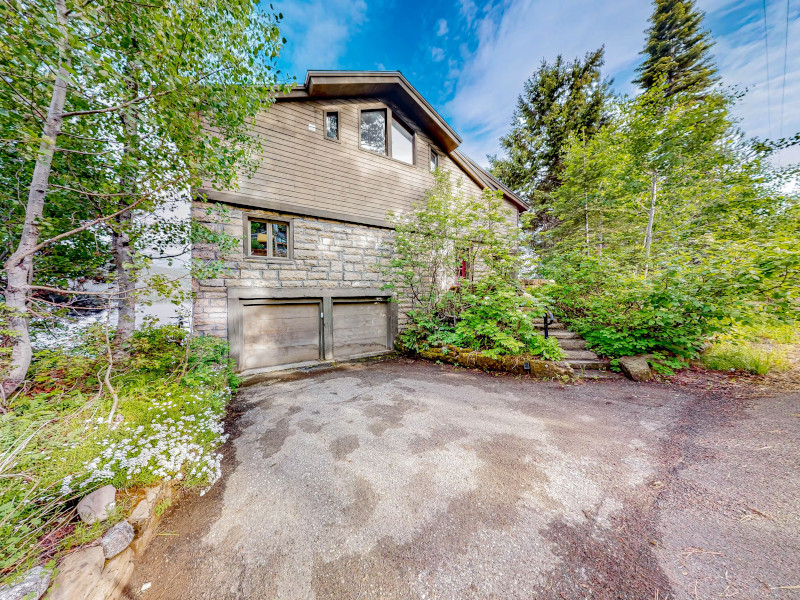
[248,218,291,259]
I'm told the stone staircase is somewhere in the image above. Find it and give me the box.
[532,316,622,380]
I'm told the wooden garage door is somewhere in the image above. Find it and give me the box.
[332,300,388,359]
[241,302,320,370]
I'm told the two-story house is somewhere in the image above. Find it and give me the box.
[192,70,527,375]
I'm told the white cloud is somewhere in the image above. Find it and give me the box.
[444,0,650,166]
[274,0,368,78]
[431,47,445,62]
[436,18,449,36]
[444,0,800,168]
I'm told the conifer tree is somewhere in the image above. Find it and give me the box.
[634,0,719,97]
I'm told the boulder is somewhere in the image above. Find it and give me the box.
[76,486,116,525]
[48,547,104,600]
[100,522,134,559]
[619,355,652,381]
[0,566,51,600]
[83,549,134,600]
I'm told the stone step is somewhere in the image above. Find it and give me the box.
[578,369,625,381]
[542,329,581,340]
[563,349,599,360]
[533,321,566,330]
[567,358,612,371]
[557,338,586,350]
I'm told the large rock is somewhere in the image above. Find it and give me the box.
[83,549,134,600]
[100,522,134,559]
[0,566,51,600]
[76,486,116,525]
[127,485,161,526]
[619,355,652,381]
[48,547,104,600]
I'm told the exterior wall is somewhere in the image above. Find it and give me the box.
[201,97,519,227]
[191,202,407,339]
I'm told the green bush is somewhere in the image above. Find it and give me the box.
[0,324,237,582]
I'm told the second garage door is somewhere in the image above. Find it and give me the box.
[332,300,389,359]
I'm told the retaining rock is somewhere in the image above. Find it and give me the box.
[411,344,574,380]
[77,486,116,525]
[100,522,134,559]
[619,355,653,381]
[48,547,104,600]
[83,549,134,600]
[0,566,50,600]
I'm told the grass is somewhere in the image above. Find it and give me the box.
[0,324,237,585]
[702,322,797,375]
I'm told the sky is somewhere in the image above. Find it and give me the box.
[270,0,800,168]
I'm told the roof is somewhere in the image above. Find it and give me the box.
[281,70,528,211]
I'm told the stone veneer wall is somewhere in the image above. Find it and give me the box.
[191,201,408,339]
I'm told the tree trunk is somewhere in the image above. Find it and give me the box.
[112,106,138,353]
[643,170,658,279]
[2,0,70,396]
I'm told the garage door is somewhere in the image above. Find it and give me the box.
[332,300,389,359]
[241,302,321,370]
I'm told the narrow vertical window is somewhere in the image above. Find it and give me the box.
[429,149,439,172]
[391,117,414,164]
[360,109,386,154]
[325,111,339,140]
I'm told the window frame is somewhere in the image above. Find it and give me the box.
[357,104,417,167]
[429,147,439,172]
[243,213,294,261]
[323,109,340,142]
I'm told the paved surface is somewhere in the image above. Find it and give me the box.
[126,359,800,600]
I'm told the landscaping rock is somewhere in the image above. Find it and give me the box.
[619,355,652,381]
[48,547,104,600]
[83,549,134,600]
[76,486,116,525]
[0,566,50,600]
[127,485,161,526]
[100,522,134,559]
[413,345,575,380]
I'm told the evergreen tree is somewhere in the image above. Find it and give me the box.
[634,0,719,97]
[489,48,611,228]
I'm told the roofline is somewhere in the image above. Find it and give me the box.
[451,150,528,211]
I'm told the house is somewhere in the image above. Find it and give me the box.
[192,70,528,375]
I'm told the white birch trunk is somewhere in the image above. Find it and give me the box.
[643,170,658,279]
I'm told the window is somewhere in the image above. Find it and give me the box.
[429,148,439,172]
[360,109,386,154]
[248,218,290,259]
[391,117,414,164]
[325,111,339,140]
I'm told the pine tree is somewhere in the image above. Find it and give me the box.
[489,48,611,228]
[634,0,719,97]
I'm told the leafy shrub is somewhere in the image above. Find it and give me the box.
[0,324,236,582]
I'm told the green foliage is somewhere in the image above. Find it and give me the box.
[387,175,561,361]
[0,324,236,582]
[634,0,719,97]
[489,48,611,225]
[702,343,788,375]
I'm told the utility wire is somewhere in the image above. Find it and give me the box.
[779,0,790,139]
[763,0,773,139]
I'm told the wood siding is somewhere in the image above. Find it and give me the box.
[202,97,519,227]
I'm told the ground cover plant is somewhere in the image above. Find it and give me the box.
[0,323,236,583]
[385,171,563,362]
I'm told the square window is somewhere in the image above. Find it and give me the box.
[360,109,386,154]
[430,149,439,172]
[325,111,339,140]
[248,217,291,259]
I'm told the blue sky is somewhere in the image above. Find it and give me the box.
[271,0,800,167]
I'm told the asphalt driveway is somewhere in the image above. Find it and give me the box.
[126,358,800,600]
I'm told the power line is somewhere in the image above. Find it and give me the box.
[763,0,773,139]
[779,0,790,139]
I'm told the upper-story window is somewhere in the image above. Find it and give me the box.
[325,111,339,140]
[360,109,386,154]
[359,108,415,165]
[247,216,291,259]
[429,148,439,172]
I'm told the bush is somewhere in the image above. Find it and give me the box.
[0,324,236,583]
[702,342,788,375]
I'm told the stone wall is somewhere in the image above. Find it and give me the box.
[191,202,406,339]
